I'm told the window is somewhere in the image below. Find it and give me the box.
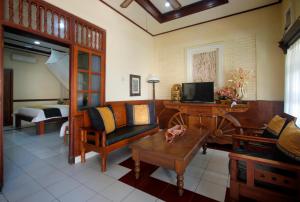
[284,38,300,126]
[77,49,103,110]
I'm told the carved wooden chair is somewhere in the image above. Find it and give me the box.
[229,121,300,202]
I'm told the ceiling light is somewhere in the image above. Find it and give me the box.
[24,45,33,48]
[59,22,64,29]
[34,41,40,45]
[165,1,170,7]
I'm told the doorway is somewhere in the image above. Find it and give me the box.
[1,27,72,190]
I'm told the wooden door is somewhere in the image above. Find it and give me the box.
[69,46,105,158]
[4,69,13,126]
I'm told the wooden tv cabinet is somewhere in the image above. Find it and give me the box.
[163,101,249,144]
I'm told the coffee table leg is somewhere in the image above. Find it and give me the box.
[134,160,140,179]
[177,174,184,196]
[202,143,207,154]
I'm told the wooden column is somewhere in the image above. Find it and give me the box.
[68,17,76,164]
[0,0,4,190]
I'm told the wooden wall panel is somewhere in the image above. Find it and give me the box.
[229,100,284,127]
[157,100,284,129]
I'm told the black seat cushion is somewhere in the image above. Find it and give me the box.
[232,148,299,196]
[106,124,158,145]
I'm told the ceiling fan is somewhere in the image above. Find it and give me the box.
[120,0,182,10]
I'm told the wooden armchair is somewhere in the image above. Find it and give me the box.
[230,135,300,202]
[232,113,297,150]
[235,113,297,137]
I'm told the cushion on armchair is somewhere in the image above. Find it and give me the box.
[126,102,156,126]
[276,121,300,162]
[88,106,116,134]
[262,115,287,138]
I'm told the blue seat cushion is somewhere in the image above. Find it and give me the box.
[106,124,158,145]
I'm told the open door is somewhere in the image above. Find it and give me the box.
[0,23,4,190]
[68,45,105,161]
[4,69,13,126]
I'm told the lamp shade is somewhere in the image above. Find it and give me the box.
[147,74,160,83]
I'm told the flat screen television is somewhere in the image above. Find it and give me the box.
[181,82,214,103]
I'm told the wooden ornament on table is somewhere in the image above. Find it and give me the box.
[165,125,187,143]
[171,84,182,101]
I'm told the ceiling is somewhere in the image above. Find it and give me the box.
[100,0,281,35]
[4,31,69,55]
[149,0,202,14]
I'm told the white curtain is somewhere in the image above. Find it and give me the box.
[45,50,69,90]
[284,38,300,126]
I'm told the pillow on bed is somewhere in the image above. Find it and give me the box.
[88,106,116,134]
[126,102,156,126]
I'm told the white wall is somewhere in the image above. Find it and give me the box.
[44,1,287,101]
[44,0,155,101]
[3,48,66,112]
[153,4,285,101]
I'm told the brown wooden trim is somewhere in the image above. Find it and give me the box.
[135,0,162,23]
[279,17,300,54]
[69,33,75,164]
[133,0,228,23]
[99,0,282,36]
[13,98,69,102]
[161,0,228,23]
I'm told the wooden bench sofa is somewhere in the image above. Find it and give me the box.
[80,101,159,172]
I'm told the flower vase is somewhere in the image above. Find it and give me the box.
[236,87,245,99]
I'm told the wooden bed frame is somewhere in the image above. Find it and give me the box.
[15,113,68,135]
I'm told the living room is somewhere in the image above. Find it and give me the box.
[0,0,299,201]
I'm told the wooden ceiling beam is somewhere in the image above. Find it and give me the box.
[133,0,229,23]
[161,0,229,23]
[135,0,163,23]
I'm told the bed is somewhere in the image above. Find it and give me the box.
[14,105,69,135]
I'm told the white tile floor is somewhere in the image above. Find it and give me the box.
[1,125,230,202]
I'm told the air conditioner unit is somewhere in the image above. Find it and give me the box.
[11,53,37,64]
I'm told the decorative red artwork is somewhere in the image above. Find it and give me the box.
[165,125,186,143]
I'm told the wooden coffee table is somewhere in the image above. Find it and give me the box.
[130,128,209,196]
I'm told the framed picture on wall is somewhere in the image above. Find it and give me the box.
[284,5,294,32]
[130,74,141,96]
[186,44,224,89]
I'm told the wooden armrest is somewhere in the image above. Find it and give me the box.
[80,127,106,147]
[80,127,99,133]
[232,134,277,144]
[229,152,300,172]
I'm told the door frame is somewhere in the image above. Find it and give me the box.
[0,0,106,190]
[0,22,3,193]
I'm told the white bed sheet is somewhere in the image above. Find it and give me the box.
[15,105,69,122]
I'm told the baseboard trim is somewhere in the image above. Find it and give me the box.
[74,151,98,164]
